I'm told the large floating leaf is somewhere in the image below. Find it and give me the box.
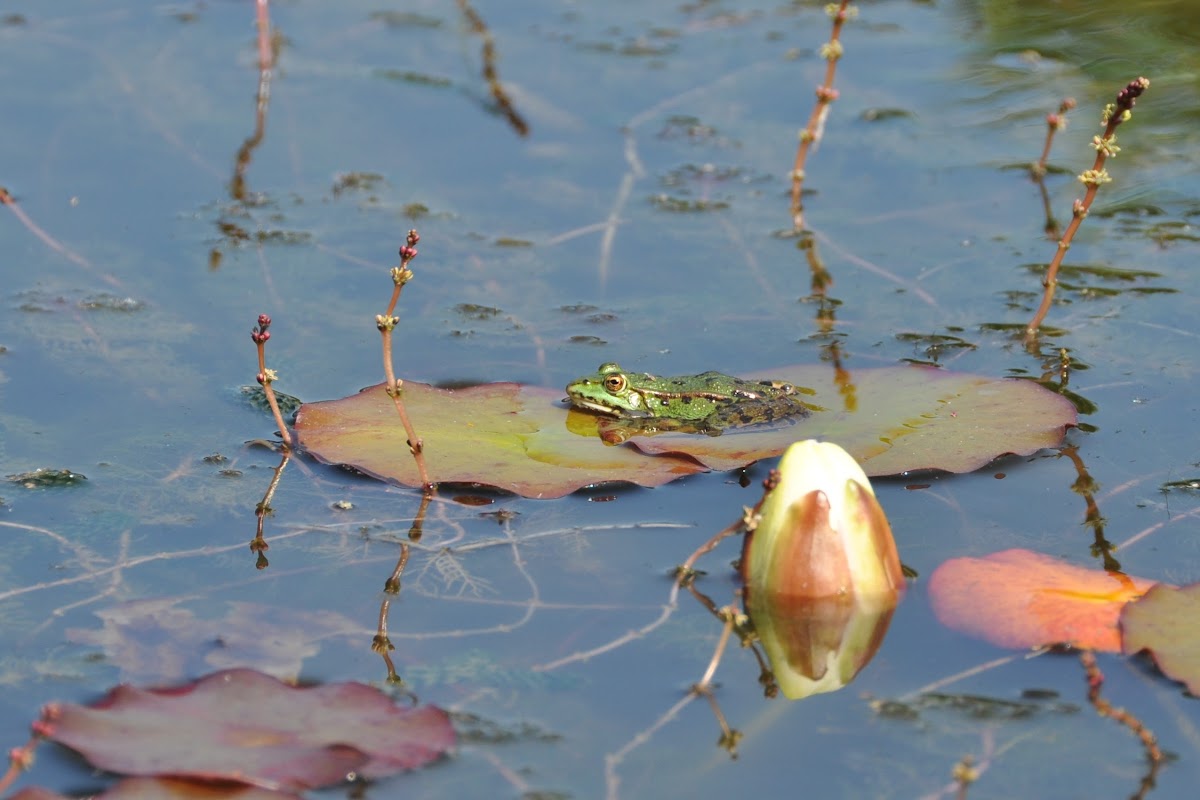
[13,778,302,799]
[44,669,453,792]
[295,381,708,498]
[627,365,1074,474]
[1121,583,1200,693]
[929,549,1158,652]
[294,365,1076,498]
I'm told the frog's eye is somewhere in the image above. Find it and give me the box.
[603,374,627,394]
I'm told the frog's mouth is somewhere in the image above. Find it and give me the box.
[566,395,650,419]
[567,396,623,416]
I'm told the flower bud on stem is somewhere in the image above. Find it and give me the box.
[251,314,293,449]
[379,230,434,494]
[1026,78,1149,341]
[1032,97,1076,178]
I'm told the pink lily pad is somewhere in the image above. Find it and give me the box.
[929,549,1158,652]
[12,778,303,799]
[43,669,453,792]
[294,365,1075,498]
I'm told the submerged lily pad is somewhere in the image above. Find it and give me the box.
[294,365,1075,498]
[1121,583,1200,693]
[44,669,453,792]
[67,599,360,683]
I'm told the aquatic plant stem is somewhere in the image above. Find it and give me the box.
[675,471,777,585]
[0,186,119,286]
[0,729,41,796]
[378,230,434,494]
[1079,650,1162,774]
[255,0,273,73]
[251,315,293,449]
[1030,98,1075,238]
[1033,98,1076,177]
[250,447,289,570]
[695,630,742,758]
[456,0,528,136]
[1026,78,1149,339]
[789,1,856,230]
[373,542,409,682]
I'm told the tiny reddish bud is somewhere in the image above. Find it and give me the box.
[400,245,418,261]
[1115,77,1149,113]
[407,229,420,246]
[256,372,266,385]
[31,719,54,738]
[8,746,34,770]
[257,314,271,328]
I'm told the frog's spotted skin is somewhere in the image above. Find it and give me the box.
[565,362,810,434]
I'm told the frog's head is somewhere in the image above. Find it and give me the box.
[565,362,653,418]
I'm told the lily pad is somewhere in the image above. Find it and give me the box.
[1121,583,1200,693]
[12,778,302,799]
[43,668,454,792]
[929,549,1158,652]
[627,365,1075,474]
[294,365,1076,498]
[295,381,708,498]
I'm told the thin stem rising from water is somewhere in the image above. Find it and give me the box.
[378,230,434,493]
[1026,78,1149,340]
[789,1,856,230]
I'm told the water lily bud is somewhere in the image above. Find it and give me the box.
[742,439,902,601]
[742,439,903,699]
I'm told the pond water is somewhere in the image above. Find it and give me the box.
[2,1,1199,798]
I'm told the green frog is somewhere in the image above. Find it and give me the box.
[565,362,810,436]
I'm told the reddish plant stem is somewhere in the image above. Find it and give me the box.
[0,186,120,286]
[1033,98,1076,177]
[0,736,38,796]
[1026,78,1149,339]
[378,230,434,494]
[1079,650,1162,767]
[255,0,273,72]
[789,1,854,230]
[0,707,57,796]
[251,315,293,449]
